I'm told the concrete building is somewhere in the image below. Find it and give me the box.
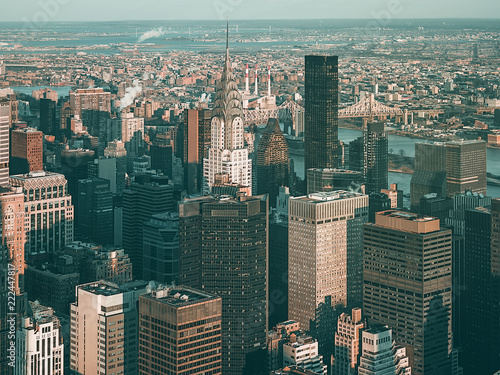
[203,39,252,195]
[380,183,403,209]
[288,191,369,331]
[268,320,302,371]
[0,100,10,186]
[143,212,179,284]
[120,112,144,143]
[446,140,487,197]
[138,285,222,375]
[333,308,365,375]
[70,281,139,375]
[256,118,290,206]
[10,172,74,257]
[103,140,127,194]
[283,333,328,375]
[10,128,43,174]
[363,211,452,375]
[69,88,111,117]
[358,325,411,375]
[306,169,363,195]
[304,55,340,172]
[491,199,500,373]
[15,302,64,375]
[182,108,212,194]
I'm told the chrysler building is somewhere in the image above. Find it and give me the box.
[203,24,252,195]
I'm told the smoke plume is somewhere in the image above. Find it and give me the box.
[138,28,167,43]
[120,80,142,110]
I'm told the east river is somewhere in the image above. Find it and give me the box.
[291,128,500,199]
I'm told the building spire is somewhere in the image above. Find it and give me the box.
[226,18,229,52]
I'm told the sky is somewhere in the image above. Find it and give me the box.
[1,0,499,22]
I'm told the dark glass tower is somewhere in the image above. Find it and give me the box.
[304,55,340,173]
[256,118,289,206]
[40,98,57,136]
[363,122,388,194]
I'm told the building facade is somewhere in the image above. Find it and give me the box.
[363,122,388,195]
[333,308,365,375]
[10,128,43,174]
[306,168,363,195]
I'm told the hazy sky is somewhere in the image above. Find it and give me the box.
[2,0,499,22]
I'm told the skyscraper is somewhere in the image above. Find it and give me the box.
[333,308,365,375]
[10,172,74,258]
[104,140,127,194]
[10,127,43,174]
[288,191,368,330]
[363,122,388,195]
[70,281,140,375]
[446,140,487,197]
[304,55,340,172]
[0,100,10,186]
[306,168,363,195]
[491,199,500,372]
[348,137,364,173]
[40,98,57,136]
[138,285,222,375]
[183,108,212,193]
[69,88,111,117]
[150,139,173,178]
[363,211,452,375]
[203,29,252,194]
[122,174,174,279]
[256,118,289,206]
[410,142,447,211]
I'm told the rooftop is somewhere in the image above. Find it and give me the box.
[80,281,123,296]
[295,190,364,203]
[143,285,219,307]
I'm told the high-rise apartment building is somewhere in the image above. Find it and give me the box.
[256,118,290,206]
[183,108,212,193]
[69,88,111,117]
[10,172,74,257]
[138,285,222,375]
[446,140,487,197]
[122,174,174,279]
[410,142,447,211]
[203,37,252,194]
[288,191,368,330]
[304,55,340,172]
[10,127,43,174]
[15,302,64,375]
[120,112,144,143]
[358,325,411,375]
[0,100,10,186]
[363,211,452,375]
[333,308,365,375]
[363,122,388,195]
[70,281,139,375]
[143,212,179,284]
[306,168,363,195]
[380,183,403,209]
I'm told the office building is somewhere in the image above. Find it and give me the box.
[380,183,403,209]
[491,199,500,373]
[463,207,499,374]
[87,157,121,195]
[358,325,411,375]
[60,148,95,198]
[70,281,139,375]
[77,178,114,245]
[69,88,111,117]
[203,36,252,194]
[138,285,222,375]
[143,212,179,284]
[363,122,388,195]
[288,191,368,330]
[307,168,363,195]
[122,174,174,279]
[410,142,447,211]
[333,308,365,375]
[150,139,173,177]
[419,194,452,222]
[15,301,64,375]
[103,140,127,194]
[267,320,302,371]
[363,211,452,375]
[10,172,74,257]
[446,140,487,197]
[183,108,212,193]
[40,98,57,136]
[0,100,10,186]
[256,118,290,205]
[304,55,340,172]
[348,137,364,173]
[10,127,43,174]
[283,333,328,375]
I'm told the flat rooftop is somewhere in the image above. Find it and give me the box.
[295,190,364,203]
[143,286,219,307]
[80,281,123,296]
[374,210,441,234]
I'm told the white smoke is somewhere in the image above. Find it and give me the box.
[138,28,167,43]
[143,71,150,81]
[120,80,142,110]
[200,93,207,103]
[206,93,212,103]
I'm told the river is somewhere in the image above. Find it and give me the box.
[290,128,500,199]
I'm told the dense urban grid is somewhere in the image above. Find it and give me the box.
[0,18,499,375]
